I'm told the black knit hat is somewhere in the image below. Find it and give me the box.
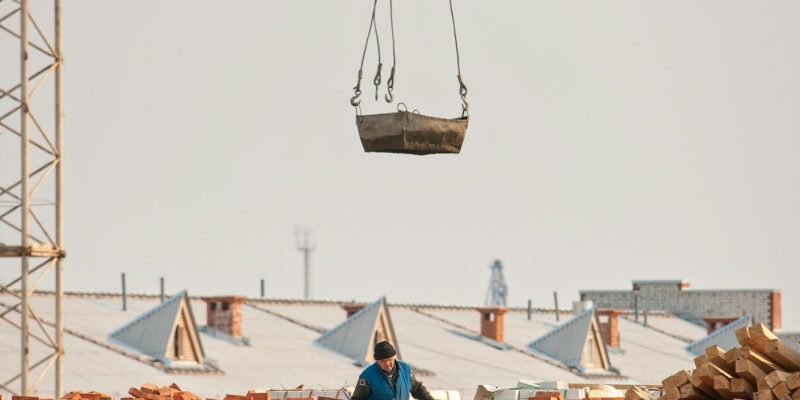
[373,341,397,360]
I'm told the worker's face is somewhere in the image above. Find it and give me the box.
[377,355,396,372]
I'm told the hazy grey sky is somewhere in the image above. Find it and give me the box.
[2,1,799,329]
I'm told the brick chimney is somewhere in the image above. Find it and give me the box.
[770,291,781,330]
[342,303,367,318]
[477,307,507,343]
[202,296,246,337]
[703,317,739,335]
[597,309,623,348]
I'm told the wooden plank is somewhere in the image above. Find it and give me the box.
[750,324,779,343]
[773,383,792,400]
[696,362,734,384]
[737,327,760,350]
[736,346,787,374]
[724,348,740,366]
[664,371,693,390]
[786,374,800,391]
[713,375,734,400]
[662,387,681,400]
[765,339,800,371]
[737,359,768,386]
[730,378,754,399]
[764,371,793,390]
[690,374,725,400]
[757,390,778,400]
[681,382,713,400]
[696,354,710,368]
[707,345,736,375]
[625,386,656,400]
[792,389,800,400]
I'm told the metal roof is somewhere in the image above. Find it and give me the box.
[108,291,205,363]
[0,292,717,398]
[685,315,751,355]
[527,308,609,371]
[315,296,401,365]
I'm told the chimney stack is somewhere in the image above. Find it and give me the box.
[202,296,246,337]
[477,307,507,343]
[597,309,622,348]
[703,317,739,335]
[342,303,367,318]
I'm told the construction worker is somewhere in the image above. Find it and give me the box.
[351,341,436,400]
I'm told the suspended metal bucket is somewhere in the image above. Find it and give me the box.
[349,0,470,155]
[356,111,468,155]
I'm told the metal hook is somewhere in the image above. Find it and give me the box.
[350,87,362,107]
[350,69,364,107]
[457,74,468,117]
[384,67,396,103]
[373,63,383,101]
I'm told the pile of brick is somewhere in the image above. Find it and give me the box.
[635,323,800,400]
[61,391,114,400]
[125,383,200,400]
[5,390,116,400]
[222,391,270,400]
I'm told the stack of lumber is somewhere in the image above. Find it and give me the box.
[625,387,657,400]
[125,383,200,400]
[654,324,800,400]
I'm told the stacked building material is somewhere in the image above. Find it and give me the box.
[61,391,114,400]
[124,383,200,400]
[653,324,800,400]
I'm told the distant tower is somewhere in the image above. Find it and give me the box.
[485,260,508,306]
[294,226,316,299]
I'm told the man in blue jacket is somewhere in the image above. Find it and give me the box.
[351,341,435,400]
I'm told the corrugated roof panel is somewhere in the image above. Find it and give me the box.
[109,291,198,361]
[316,296,396,365]
[685,315,751,355]
[528,308,594,369]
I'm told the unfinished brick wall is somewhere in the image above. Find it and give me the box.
[579,280,781,330]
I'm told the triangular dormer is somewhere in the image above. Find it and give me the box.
[316,296,400,365]
[686,315,751,355]
[528,308,611,372]
[109,291,205,366]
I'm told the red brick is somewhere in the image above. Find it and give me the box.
[141,384,158,395]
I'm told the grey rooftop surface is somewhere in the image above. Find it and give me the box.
[0,293,713,399]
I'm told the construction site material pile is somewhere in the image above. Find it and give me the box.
[626,323,800,400]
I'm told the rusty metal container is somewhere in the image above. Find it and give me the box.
[356,111,469,155]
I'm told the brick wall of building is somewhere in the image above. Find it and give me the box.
[580,280,781,330]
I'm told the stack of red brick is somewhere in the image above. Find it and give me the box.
[222,391,271,400]
[654,324,800,400]
[125,383,199,400]
[6,390,116,400]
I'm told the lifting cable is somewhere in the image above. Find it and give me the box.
[351,0,466,117]
[350,0,383,108]
[448,0,468,117]
[385,0,397,103]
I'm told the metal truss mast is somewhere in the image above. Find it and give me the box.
[0,0,65,396]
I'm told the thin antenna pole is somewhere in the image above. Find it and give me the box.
[295,227,316,299]
[553,292,560,322]
[527,299,532,320]
[121,273,127,311]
